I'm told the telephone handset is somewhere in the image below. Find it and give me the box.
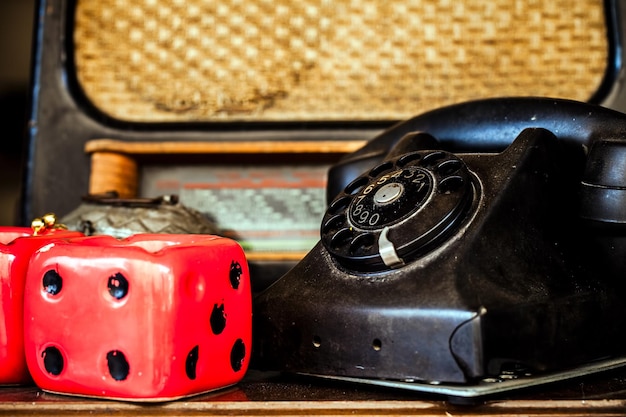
[326,97,626,202]
[254,98,626,398]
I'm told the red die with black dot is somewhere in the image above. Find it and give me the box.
[23,234,251,401]
[0,226,81,385]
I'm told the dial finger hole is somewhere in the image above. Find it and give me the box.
[327,196,352,215]
[349,233,376,255]
[396,152,422,167]
[421,151,446,167]
[439,176,465,194]
[344,176,369,195]
[330,228,354,250]
[369,161,394,178]
[322,214,346,235]
[436,159,463,176]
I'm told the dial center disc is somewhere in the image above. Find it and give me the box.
[348,166,433,230]
[373,183,404,205]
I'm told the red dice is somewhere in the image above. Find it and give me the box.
[0,227,81,385]
[23,234,251,400]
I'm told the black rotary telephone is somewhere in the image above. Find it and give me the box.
[254,97,626,398]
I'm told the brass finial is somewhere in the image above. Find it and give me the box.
[31,213,67,235]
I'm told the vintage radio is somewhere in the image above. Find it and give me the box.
[22,0,624,287]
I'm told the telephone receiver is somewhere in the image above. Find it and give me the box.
[254,97,626,398]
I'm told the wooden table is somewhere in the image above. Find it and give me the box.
[1,369,626,416]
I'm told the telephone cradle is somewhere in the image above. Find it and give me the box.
[253,97,626,398]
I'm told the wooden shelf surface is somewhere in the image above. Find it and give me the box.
[2,370,626,416]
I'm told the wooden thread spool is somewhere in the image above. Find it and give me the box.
[88,151,138,198]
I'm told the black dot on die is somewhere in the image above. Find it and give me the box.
[229,261,242,290]
[107,272,129,300]
[42,346,64,375]
[42,270,63,295]
[186,345,199,380]
[230,339,246,372]
[106,350,129,381]
[210,303,226,335]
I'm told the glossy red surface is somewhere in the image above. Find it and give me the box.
[23,234,251,401]
[0,228,82,385]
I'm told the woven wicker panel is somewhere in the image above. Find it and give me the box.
[74,0,608,122]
